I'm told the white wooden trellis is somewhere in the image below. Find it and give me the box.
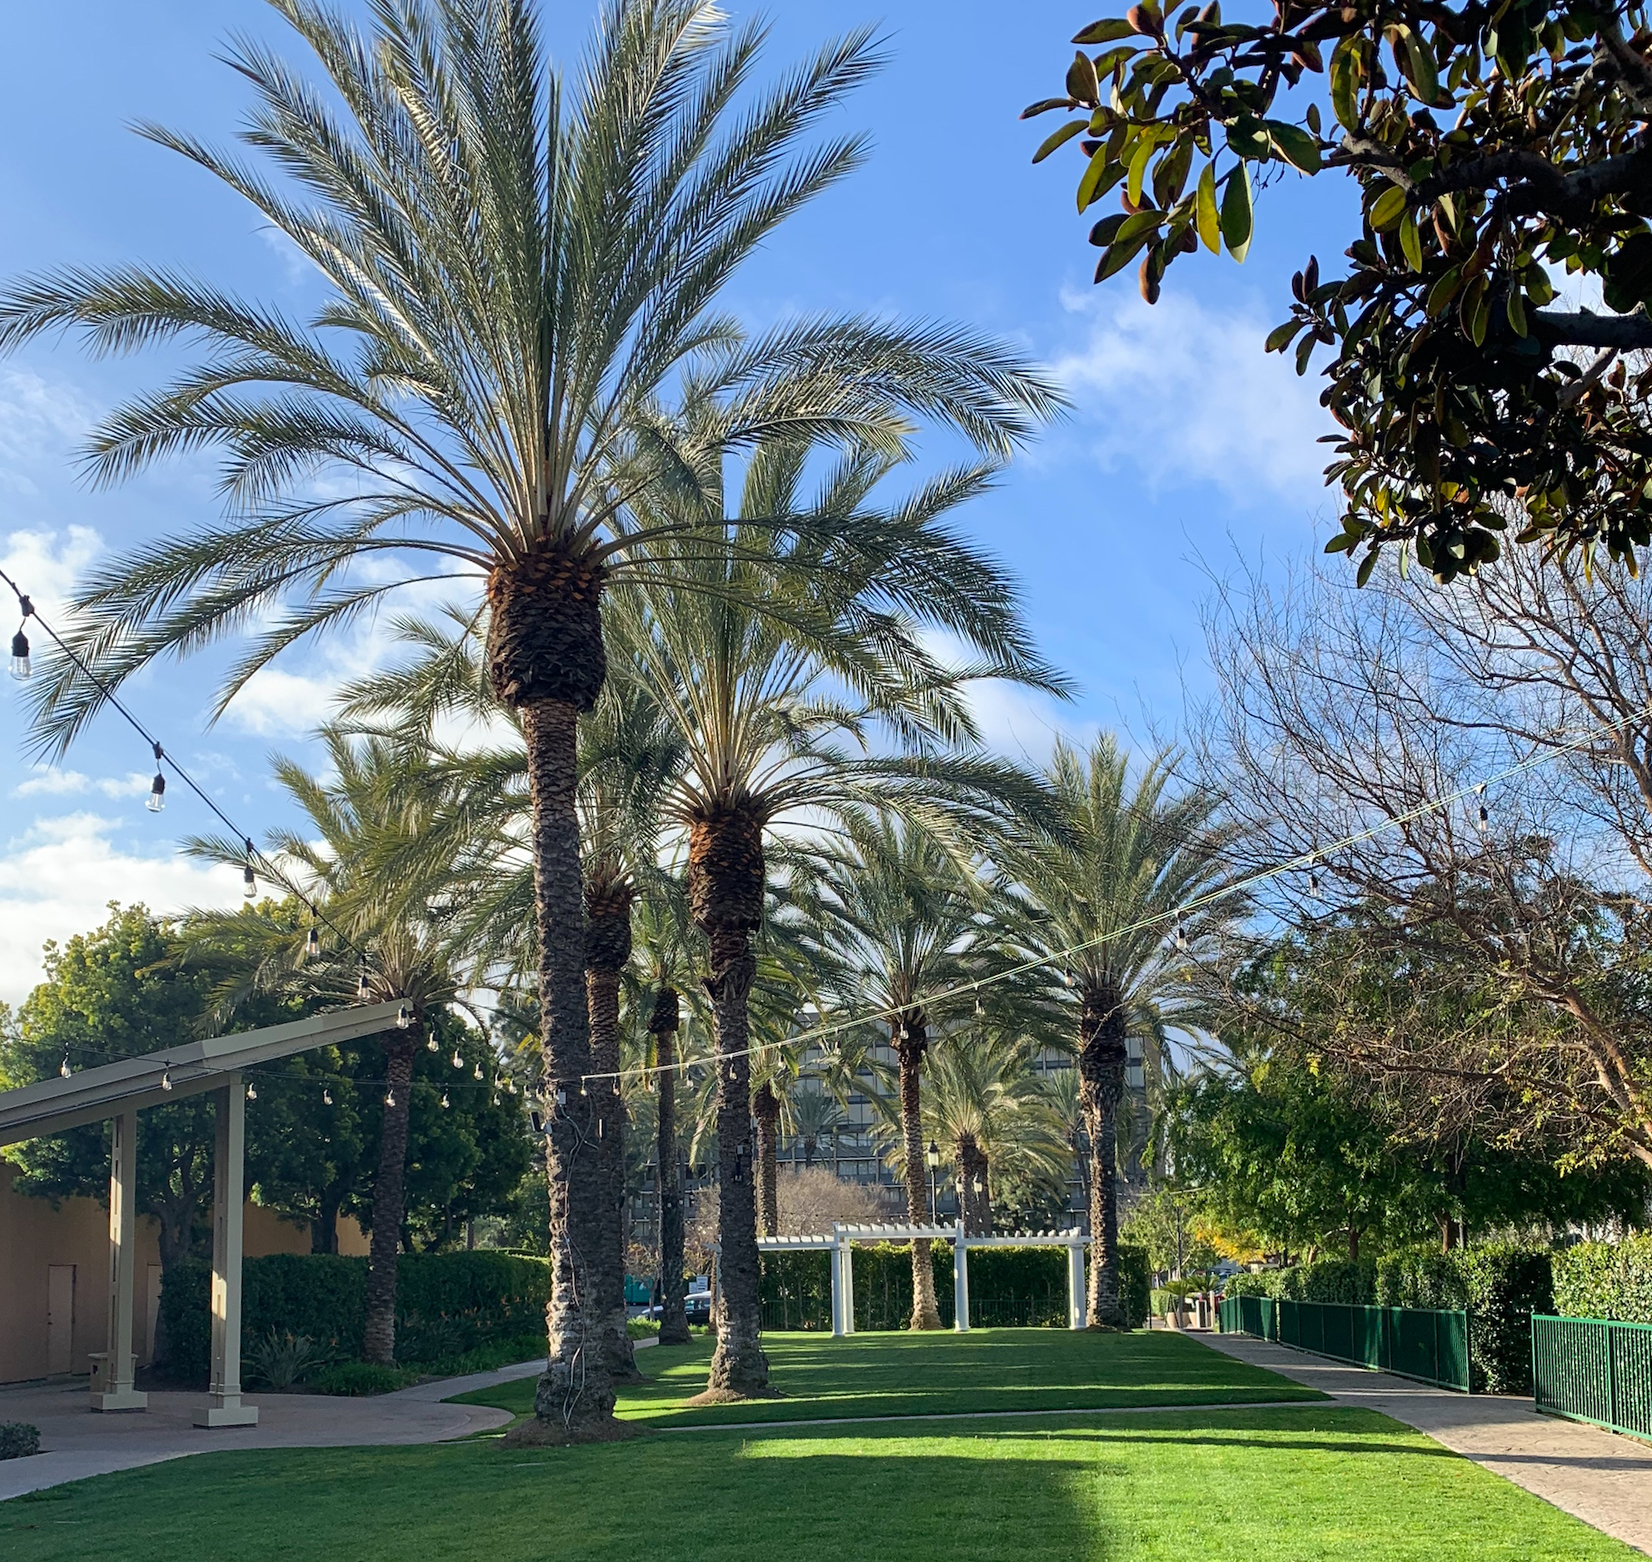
[757,1221,1088,1335]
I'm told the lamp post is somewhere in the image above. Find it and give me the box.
[925,1140,940,1224]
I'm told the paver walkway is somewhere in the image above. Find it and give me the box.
[1197,1329,1652,1556]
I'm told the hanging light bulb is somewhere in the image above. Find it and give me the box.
[246,1083,257,1101]
[160,1068,173,1092]
[357,963,371,1003]
[505,1078,517,1096]
[451,1049,463,1069]
[396,1002,413,1029]
[323,1088,333,1106]
[473,1062,484,1081]
[59,1054,72,1079]
[1476,783,1489,834]
[1060,969,1074,988]
[440,1092,450,1109]
[9,596,33,679]
[974,995,985,1018]
[242,839,257,899]
[426,1033,439,1052]
[491,1091,500,1107]
[1308,869,1321,898]
[305,921,320,961]
[147,744,166,814]
[1173,916,1188,952]
[385,1087,396,1107]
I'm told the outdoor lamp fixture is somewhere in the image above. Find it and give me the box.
[305,921,320,960]
[357,965,371,1002]
[9,595,32,679]
[59,1054,72,1079]
[246,1082,257,1101]
[440,1092,450,1110]
[396,1002,413,1029]
[160,1068,173,1092]
[147,744,166,813]
[242,839,257,899]
[925,1141,940,1171]
[385,1087,396,1107]
[427,1033,439,1052]
[1173,916,1188,952]
[323,1088,333,1106]
[926,1140,940,1223]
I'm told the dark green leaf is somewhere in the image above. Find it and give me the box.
[1033,120,1088,164]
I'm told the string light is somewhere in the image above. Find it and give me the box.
[472,1062,483,1081]
[396,1002,413,1029]
[59,1054,71,1079]
[451,1049,463,1069]
[323,1088,333,1106]
[160,1068,173,1092]
[1307,867,1321,898]
[146,743,166,814]
[8,594,31,680]
[241,839,257,899]
[246,1083,257,1101]
[1173,916,1188,952]
[426,1033,439,1052]
[440,1092,450,1109]
[385,1087,396,1107]
[305,921,320,961]
[1476,782,1490,834]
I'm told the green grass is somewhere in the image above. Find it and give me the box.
[455,1328,1326,1427]
[0,1407,1634,1561]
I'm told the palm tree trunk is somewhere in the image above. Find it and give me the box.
[586,965,640,1381]
[364,1030,415,1365]
[896,1023,943,1330]
[803,1134,817,1169]
[651,989,691,1346]
[702,924,769,1394]
[519,695,616,1435]
[959,1137,992,1236]
[1077,989,1128,1329]
[752,1082,780,1238]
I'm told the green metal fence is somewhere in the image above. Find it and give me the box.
[1532,1314,1652,1442]
[1219,1295,1470,1392]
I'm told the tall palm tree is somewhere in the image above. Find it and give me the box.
[177,730,484,1364]
[0,0,1059,1436]
[802,816,1015,1327]
[1005,737,1235,1328]
[606,442,1063,1395]
[787,1079,843,1169]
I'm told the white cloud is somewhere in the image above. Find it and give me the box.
[1,525,103,618]
[0,370,96,496]
[0,813,246,1005]
[1048,287,1335,504]
[11,768,152,800]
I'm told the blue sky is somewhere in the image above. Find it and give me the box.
[0,1,1355,1003]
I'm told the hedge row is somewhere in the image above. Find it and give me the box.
[159,1251,549,1385]
[1552,1236,1652,1323]
[1223,1244,1552,1393]
[760,1241,1150,1331]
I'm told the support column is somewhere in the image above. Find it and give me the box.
[839,1238,856,1336]
[197,1075,258,1427]
[830,1239,844,1337]
[953,1224,970,1333]
[1067,1241,1086,1330]
[91,1110,146,1411]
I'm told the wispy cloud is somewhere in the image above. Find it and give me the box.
[0,369,96,496]
[12,768,152,799]
[1047,287,1335,505]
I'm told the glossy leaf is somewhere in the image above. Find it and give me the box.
[1219,163,1252,262]
[1195,161,1220,252]
[1033,119,1087,164]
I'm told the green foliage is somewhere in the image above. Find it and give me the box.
[0,1422,40,1460]
[1029,0,1652,576]
[1553,1237,1652,1324]
[245,1329,335,1390]
[160,1251,550,1385]
[1119,1242,1151,1329]
[309,1363,418,1397]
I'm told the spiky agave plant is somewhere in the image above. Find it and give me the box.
[0,0,1060,1436]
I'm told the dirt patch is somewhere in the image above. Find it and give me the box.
[683,1386,785,1407]
[501,1414,642,1448]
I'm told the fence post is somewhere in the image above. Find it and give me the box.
[1530,1315,1539,1413]
[1608,1321,1618,1432]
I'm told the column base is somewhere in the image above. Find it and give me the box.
[195,1399,259,1428]
[90,1389,149,1412]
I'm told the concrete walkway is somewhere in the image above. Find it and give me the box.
[1197,1330,1652,1556]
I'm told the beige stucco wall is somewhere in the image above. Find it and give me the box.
[0,1158,367,1383]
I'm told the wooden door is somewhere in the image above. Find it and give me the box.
[47,1264,75,1374]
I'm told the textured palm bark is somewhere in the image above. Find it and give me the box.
[896,1019,943,1330]
[586,964,639,1381]
[958,1136,992,1236]
[520,696,615,1434]
[650,989,691,1346]
[689,807,770,1396]
[363,1029,416,1365]
[1077,986,1128,1329]
[752,1081,781,1238]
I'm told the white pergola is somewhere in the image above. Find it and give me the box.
[0,1000,403,1424]
[758,1221,1089,1334]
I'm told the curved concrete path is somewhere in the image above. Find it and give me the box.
[1197,1330,1652,1556]
[0,1361,536,1500]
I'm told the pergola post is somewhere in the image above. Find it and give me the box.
[1067,1240,1086,1329]
[829,1234,845,1336]
[91,1110,146,1411]
[197,1075,257,1427]
[836,1236,856,1335]
[953,1223,970,1333]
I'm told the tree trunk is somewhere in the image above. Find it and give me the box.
[959,1137,992,1236]
[520,695,616,1435]
[803,1134,817,1169]
[364,1030,415,1366]
[586,962,640,1382]
[896,1020,943,1330]
[651,989,691,1346]
[688,805,770,1397]
[311,1186,342,1254]
[1078,986,1128,1329]
[753,1081,780,1238]
[1348,1223,1362,1263]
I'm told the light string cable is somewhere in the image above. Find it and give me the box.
[0,564,381,981]
[574,697,1652,1092]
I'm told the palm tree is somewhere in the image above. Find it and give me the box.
[802,816,1015,1328]
[606,442,1063,1395]
[1005,737,1235,1328]
[0,0,1059,1436]
[177,730,485,1364]
[787,1079,843,1169]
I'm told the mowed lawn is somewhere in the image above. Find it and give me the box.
[456,1327,1325,1426]
[0,1331,1637,1562]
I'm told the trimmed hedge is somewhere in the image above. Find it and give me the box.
[1552,1236,1652,1323]
[1219,1245,1551,1392]
[0,1422,41,1460]
[159,1251,549,1385]
[760,1240,1150,1331]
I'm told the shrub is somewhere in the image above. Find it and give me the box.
[309,1362,417,1396]
[1119,1243,1152,1329]
[1552,1237,1652,1324]
[627,1317,660,1340]
[245,1328,333,1390]
[1222,1270,1277,1300]
[0,1422,41,1460]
